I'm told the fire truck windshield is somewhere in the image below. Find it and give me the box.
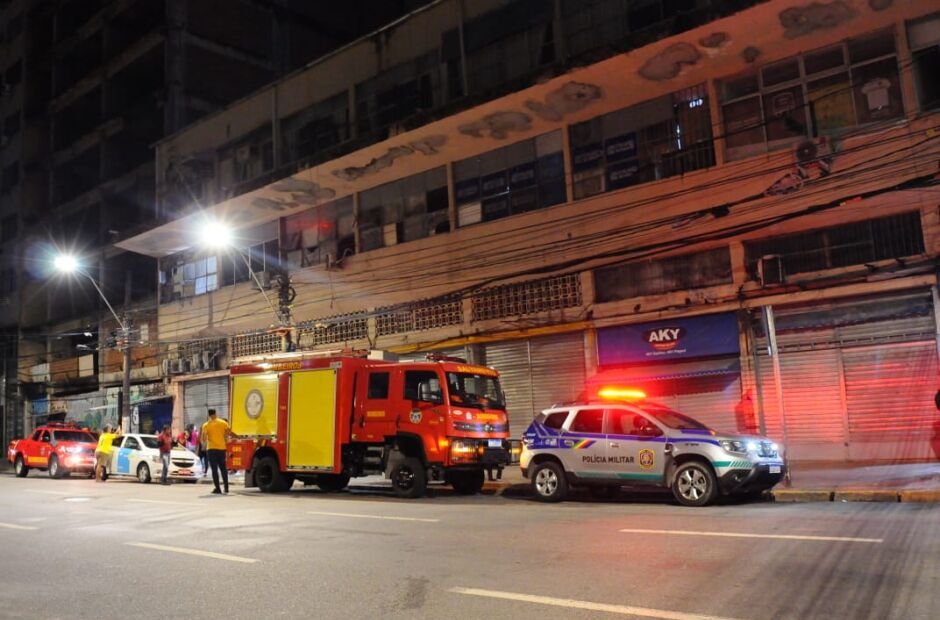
[446,372,506,411]
[639,404,711,431]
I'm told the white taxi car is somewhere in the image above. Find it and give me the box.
[105,434,202,483]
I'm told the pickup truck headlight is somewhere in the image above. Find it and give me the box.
[720,440,747,454]
[63,446,83,454]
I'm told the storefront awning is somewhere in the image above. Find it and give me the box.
[589,360,741,386]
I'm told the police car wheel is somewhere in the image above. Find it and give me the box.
[672,461,717,507]
[14,455,29,478]
[532,461,567,502]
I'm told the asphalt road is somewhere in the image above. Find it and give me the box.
[0,473,937,620]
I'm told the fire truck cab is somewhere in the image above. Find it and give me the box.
[226,353,511,498]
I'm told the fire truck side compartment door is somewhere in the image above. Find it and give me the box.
[231,374,279,437]
[287,369,337,470]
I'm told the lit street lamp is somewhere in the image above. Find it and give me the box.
[53,253,132,430]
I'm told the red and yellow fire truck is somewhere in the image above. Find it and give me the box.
[225,353,511,497]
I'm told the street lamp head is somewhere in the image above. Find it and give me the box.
[53,254,79,274]
[199,218,233,249]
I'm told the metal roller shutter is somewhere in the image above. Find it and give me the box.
[529,333,586,422]
[484,340,532,436]
[843,341,938,460]
[183,378,230,429]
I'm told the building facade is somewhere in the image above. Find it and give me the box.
[116,0,940,462]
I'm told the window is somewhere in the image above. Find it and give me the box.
[367,372,390,399]
[455,131,565,226]
[570,409,604,434]
[358,167,447,251]
[355,52,440,137]
[281,92,350,166]
[179,256,218,296]
[111,437,124,449]
[31,430,41,441]
[720,28,902,160]
[594,247,732,302]
[403,370,442,403]
[220,239,278,287]
[908,13,940,111]
[40,431,50,443]
[124,437,140,450]
[542,411,569,430]
[744,212,924,279]
[606,410,661,436]
[282,197,354,267]
[570,84,714,199]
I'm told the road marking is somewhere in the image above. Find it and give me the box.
[0,522,38,531]
[618,528,882,544]
[449,587,742,620]
[307,510,439,523]
[127,499,194,506]
[125,542,258,564]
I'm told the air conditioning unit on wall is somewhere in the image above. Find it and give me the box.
[758,255,785,287]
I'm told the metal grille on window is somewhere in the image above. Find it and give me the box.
[231,331,281,358]
[375,296,463,336]
[297,313,369,347]
[472,274,582,322]
[175,338,226,373]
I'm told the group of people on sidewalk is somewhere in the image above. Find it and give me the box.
[92,408,234,494]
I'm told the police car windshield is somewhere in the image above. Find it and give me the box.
[446,372,505,410]
[639,404,711,431]
[51,431,96,443]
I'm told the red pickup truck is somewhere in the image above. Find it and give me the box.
[7,422,99,478]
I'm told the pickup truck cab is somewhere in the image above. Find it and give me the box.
[7,422,99,479]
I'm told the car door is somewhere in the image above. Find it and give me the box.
[560,408,607,479]
[113,436,133,475]
[604,408,667,484]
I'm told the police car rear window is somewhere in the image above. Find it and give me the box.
[570,409,604,434]
[542,412,568,429]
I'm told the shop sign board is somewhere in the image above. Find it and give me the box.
[598,312,740,365]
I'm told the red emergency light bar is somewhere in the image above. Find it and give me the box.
[597,387,647,401]
[426,353,467,363]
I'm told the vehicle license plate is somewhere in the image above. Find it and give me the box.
[769,465,781,474]
[487,439,503,448]
[178,469,192,475]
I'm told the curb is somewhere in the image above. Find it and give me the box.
[772,489,833,503]
[899,490,940,503]
[774,488,940,503]
[834,490,898,503]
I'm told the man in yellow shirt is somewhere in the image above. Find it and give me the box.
[95,425,121,482]
[201,409,232,494]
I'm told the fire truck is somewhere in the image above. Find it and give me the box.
[225,353,512,498]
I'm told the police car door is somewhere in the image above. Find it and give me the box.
[560,407,607,478]
[605,408,666,484]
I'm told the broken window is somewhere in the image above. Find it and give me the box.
[908,13,940,111]
[719,28,902,160]
[357,167,447,252]
[569,84,713,200]
[455,131,565,227]
[280,92,350,167]
[355,52,440,138]
[282,196,354,268]
[594,247,733,302]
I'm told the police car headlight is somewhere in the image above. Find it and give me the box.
[771,443,779,452]
[745,441,759,452]
[720,440,746,454]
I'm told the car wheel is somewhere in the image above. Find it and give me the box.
[137,462,152,484]
[531,461,567,502]
[447,470,485,495]
[254,456,293,493]
[389,457,427,499]
[48,455,65,479]
[316,472,351,492]
[14,455,29,478]
[671,461,717,507]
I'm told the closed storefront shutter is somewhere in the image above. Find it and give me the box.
[843,341,938,461]
[184,377,230,429]
[529,333,586,423]
[484,340,532,436]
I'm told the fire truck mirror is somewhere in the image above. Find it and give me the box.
[418,382,442,404]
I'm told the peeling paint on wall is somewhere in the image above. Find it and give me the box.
[638,42,701,81]
[868,0,893,11]
[779,1,858,39]
[457,111,533,139]
[331,145,415,181]
[408,135,448,155]
[270,178,337,202]
[742,46,762,64]
[526,81,603,121]
[699,32,731,49]
[251,197,294,211]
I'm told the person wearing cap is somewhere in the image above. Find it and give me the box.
[201,409,233,494]
[94,424,121,482]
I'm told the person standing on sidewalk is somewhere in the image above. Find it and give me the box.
[202,409,232,494]
[157,425,173,485]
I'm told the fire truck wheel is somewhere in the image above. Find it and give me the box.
[448,470,485,495]
[316,472,350,492]
[531,461,567,502]
[255,456,293,493]
[389,457,427,499]
[48,455,65,479]
[14,455,29,477]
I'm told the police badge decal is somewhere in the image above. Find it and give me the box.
[638,448,655,469]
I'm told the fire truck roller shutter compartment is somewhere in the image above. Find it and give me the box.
[287,369,337,470]
[231,373,279,437]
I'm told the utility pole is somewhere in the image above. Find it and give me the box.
[119,270,132,430]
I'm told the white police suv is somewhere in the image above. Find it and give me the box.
[520,392,785,506]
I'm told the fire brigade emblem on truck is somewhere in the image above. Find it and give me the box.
[245,389,264,420]
[638,449,655,469]
[410,410,423,424]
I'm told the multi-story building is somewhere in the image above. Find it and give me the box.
[120,0,940,463]
[0,0,433,445]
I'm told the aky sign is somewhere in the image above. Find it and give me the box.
[598,313,739,364]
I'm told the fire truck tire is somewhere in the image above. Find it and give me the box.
[531,461,567,502]
[14,455,29,477]
[48,455,65,479]
[389,457,427,499]
[316,472,350,492]
[255,456,293,493]
[137,462,152,484]
[448,470,485,495]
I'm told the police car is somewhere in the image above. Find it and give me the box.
[520,389,786,506]
[105,434,202,483]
